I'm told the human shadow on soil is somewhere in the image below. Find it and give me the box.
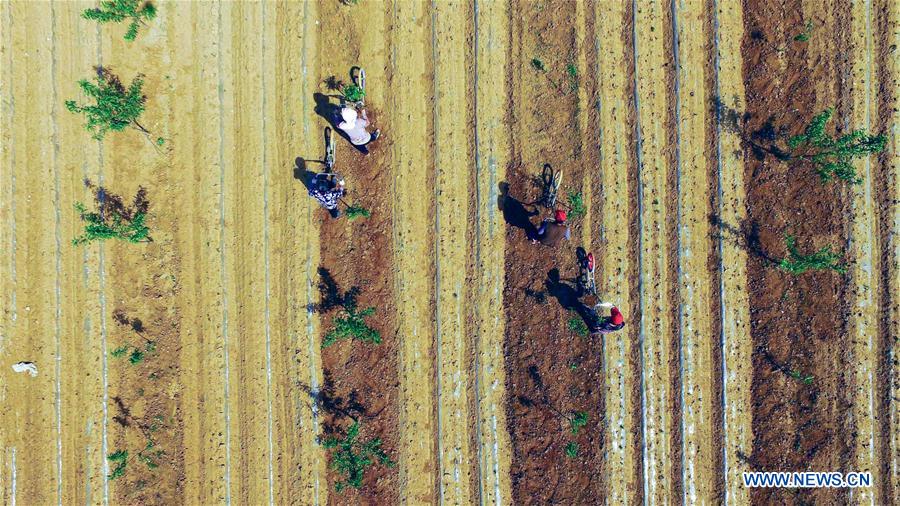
[708,214,778,266]
[293,158,321,192]
[308,266,360,314]
[544,268,581,311]
[499,182,539,237]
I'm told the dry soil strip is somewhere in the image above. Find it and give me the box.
[633,1,678,503]
[165,2,230,503]
[430,1,476,504]
[219,2,273,503]
[5,3,63,503]
[673,1,718,503]
[847,1,882,502]
[298,1,325,503]
[0,2,15,503]
[389,1,438,502]
[595,2,640,502]
[888,2,900,501]
[473,0,513,503]
[711,0,752,503]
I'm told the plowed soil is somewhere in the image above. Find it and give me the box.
[1,1,898,505]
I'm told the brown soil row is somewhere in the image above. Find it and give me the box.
[741,0,856,503]
[312,1,401,503]
[501,1,606,503]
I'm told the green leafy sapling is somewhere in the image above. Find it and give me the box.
[82,0,157,41]
[342,83,365,104]
[107,450,128,480]
[566,191,586,219]
[786,108,886,183]
[565,442,579,458]
[323,421,395,492]
[567,316,589,338]
[345,205,371,220]
[778,234,846,275]
[322,301,380,348]
[569,411,588,435]
[788,369,814,385]
[793,21,813,42]
[73,202,150,245]
[66,67,149,140]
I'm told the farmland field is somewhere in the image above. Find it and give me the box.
[0,0,898,505]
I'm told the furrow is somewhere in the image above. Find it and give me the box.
[847,0,882,502]
[472,0,512,503]
[887,2,900,502]
[596,1,640,502]
[673,0,719,503]
[430,0,476,504]
[390,1,438,502]
[712,1,752,503]
[633,0,678,502]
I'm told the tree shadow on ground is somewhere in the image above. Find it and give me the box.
[309,266,360,314]
[83,179,150,220]
[713,97,791,162]
[708,214,778,265]
[498,182,539,238]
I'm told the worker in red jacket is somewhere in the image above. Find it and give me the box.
[581,301,625,335]
[532,209,570,246]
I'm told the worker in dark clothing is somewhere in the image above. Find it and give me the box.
[532,209,570,246]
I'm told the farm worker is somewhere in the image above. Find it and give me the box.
[532,208,570,246]
[337,107,380,155]
[309,173,345,219]
[581,301,625,336]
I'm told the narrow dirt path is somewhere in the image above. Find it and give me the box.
[472,0,514,503]
[430,1,477,503]
[711,0,753,503]
[388,1,439,502]
[313,1,401,503]
[50,2,107,504]
[1,3,63,504]
[595,2,642,502]
[295,2,326,503]
[673,1,722,503]
[846,0,885,501]
[162,2,230,503]
[633,1,679,502]
[885,3,900,502]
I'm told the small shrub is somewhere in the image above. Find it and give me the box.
[82,0,157,41]
[345,205,371,220]
[73,202,150,245]
[342,84,365,104]
[567,191,586,219]
[789,370,814,385]
[565,63,578,92]
[568,316,588,338]
[129,349,144,365]
[323,421,395,492]
[322,303,380,348]
[786,108,886,183]
[107,450,128,480]
[66,67,148,140]
[570,411,588,435]
[793,21,813,42]
[565,442,579,458]
[137,439,163,470]
[111,345,129,358]
[531,58,547,72]
[778,234,846,275]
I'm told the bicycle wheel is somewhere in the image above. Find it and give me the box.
[324,127,335,171]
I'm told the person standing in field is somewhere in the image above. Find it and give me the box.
[532,209,570,246]
[337,107,380,155]
[308,173,345,219]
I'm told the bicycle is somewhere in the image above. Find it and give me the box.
[540,163,563,209]
[324,126,336,172]
[575,247,597,297]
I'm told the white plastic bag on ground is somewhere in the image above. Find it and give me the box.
[12,362,37,377]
